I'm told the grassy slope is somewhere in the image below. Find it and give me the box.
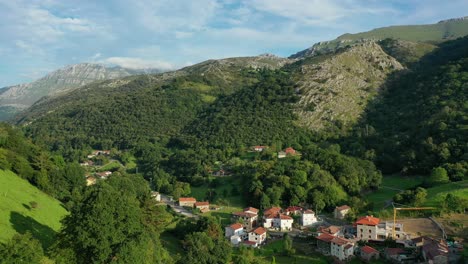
[425,180,468,206]
[366,174,424,210]
[0,170,68,248]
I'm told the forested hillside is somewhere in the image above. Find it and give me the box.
[341,36,468,177]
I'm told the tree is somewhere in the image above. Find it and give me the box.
[283,234,295,256]
[427,167,450,186]
[0,232,44,264]
[52,182,172,264]
[184,232,231,264]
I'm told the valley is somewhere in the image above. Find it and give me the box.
[0,14,467,264]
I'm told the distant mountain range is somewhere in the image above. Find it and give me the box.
[0,63,162,120]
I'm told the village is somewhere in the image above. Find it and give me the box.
[173,196,463,263]
[81,149,465,263]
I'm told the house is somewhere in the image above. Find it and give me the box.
[96,171,112,179]
[301,209,317,226]
[233,207,258,230]
[355,215,380,241]
[422,238,448,264]
[195,201,210,212]
[253,146,268,152]
[86,176,96,186]
[285,206,302,215]
[360,245,379,262]
[178,197,196,207]
[284,147,297,155]
[272,214,293,231]
[263,207,282,228]
[334,205,351,219]
[316,233,334,255]
[248,227,267,246]
[151,191,161,202]
[225,223,245,239]
[317,225,342,237]
[277,151,287,158]
[330,237,354,261]
[230,235,242,245]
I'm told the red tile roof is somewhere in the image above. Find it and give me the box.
[278,214,293,220]
[336,205,351,211]
[361,245,378,254]
[244,241,257,245]
[264,207,282,217]
[229,223,243,230]
[303,209,315,214]
[179,197,196,202]
[318,225,341,235]
[344,244,354,250]
[316,233,334,242]
[285,147,296,154]
[252,227,266,235]
[195,201,209,206]
[355,215,380,226]
[331,237,349,246]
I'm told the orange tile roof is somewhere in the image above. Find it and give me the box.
[361,245,378,254]
[252,227,266,235]
[264,207,282,217]
[195,201,209,206]
[355,215,380,226]
[316,233,334,242]
[285,147,296,154]
[278,214,293,220]
[233,211,257,218]
[303,209,315,214]
[285,206,302,212]
[229,223,243,230]
[179,197,196,202]
[331,237,349,246]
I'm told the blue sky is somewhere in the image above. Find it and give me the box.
[0,0,467,87]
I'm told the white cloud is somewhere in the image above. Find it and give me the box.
[245,0,397,25]
[100,57,174,70]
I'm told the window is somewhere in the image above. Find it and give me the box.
[360,229,363,232]
[368,235,371,239]
[369,230,372,233]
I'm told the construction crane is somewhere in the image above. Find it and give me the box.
[392,203,436,239]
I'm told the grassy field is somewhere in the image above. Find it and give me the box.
[99,160,122,171]
[366,174,424,210]
[425,180,468,206]
[0,170,68,249]
[190,176,245,208]
[252,239,330,264]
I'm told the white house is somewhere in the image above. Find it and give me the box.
[331,237,354,261]
[151,191,161,202]
[230,235,242,246]
[233,207,259,230]
[248,227,267,246]
[273,214,293,231]
[263,207,282,228]
[225,223,245,238]
[301,209,317,226]
[356,215,380,241]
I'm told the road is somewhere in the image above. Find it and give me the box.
[160,194,199,219]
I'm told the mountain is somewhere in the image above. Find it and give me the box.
[289,41,404,131]
[0,63,162,121]
[290,16,468,59]
[15,55,291,155]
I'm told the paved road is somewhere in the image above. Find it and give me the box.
[160,194,199,219]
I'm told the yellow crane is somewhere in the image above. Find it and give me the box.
[392,204,436,239]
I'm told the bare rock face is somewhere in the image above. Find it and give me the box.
[292,41,404,130]
[0,63,160,120]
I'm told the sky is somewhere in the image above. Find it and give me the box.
[0,0,467,87]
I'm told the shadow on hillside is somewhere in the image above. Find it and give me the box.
[9,211,57,250]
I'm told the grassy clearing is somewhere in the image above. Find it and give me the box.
[190,176,245,208]
[424,180,468,206]
[367,174,424,210]
[0,170,68,249]
[99,160,122,171]
[252,239,329,264]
